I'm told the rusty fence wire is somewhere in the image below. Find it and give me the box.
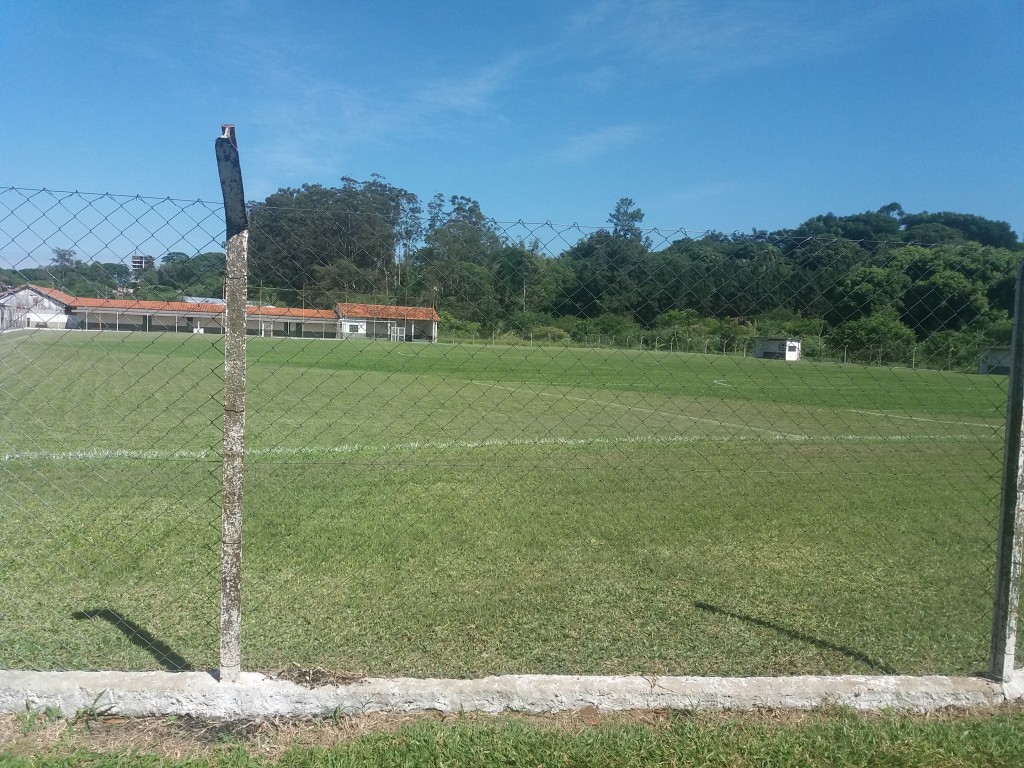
[0,184,1020,680]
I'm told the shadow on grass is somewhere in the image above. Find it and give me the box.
[72,609,194,671]
[693,601,898,675]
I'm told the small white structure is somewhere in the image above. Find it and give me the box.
[980,347,1011,375]
[336,302,438,343]
[754,337,801,362]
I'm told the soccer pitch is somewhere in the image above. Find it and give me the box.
[0,330,1011,677]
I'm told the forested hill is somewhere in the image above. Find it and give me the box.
[6,177,1021,368]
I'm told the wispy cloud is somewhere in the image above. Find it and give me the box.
[416,54,526,112]
[555,123,652,163]
[219,23,528,189]
[565,0,909,77]
[197,0,917,191]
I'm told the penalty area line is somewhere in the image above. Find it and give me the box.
[848,409,1001,430]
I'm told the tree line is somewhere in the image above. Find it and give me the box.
[4,176,1020,369]
[244,179,1021,368]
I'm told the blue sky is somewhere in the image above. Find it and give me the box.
[2,0,1021,238]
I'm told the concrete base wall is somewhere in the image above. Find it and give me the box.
[0,671,1019,720]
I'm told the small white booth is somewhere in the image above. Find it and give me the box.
[754,337,802,362]
[979,347,1011,375]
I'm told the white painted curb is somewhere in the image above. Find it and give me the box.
[0,671,1017,720]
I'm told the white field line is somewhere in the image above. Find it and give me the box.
[847,408,1002,430]
[471,380,808,439]
[0,447,214,462]
[0,432,990,464]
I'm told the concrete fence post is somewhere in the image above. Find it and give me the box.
[215,124,249,683]
[990,260,1024,682]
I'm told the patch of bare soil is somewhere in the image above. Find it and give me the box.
[263,663,365,688]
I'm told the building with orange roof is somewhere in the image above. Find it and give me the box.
[0,284,438,342]
[336,302,439,342]
[0,284,76,330]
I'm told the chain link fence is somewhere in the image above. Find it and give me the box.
[1,180,1020,680]
[0,188,226,672]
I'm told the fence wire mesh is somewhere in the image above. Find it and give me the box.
[0,188,226,671]
[0,185,1019,679]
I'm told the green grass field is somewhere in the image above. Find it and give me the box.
[5,707,1024,767]
[0,329,1012,677]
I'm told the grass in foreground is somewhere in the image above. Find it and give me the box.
[3,706,1024,767]
[0,331,1012,676]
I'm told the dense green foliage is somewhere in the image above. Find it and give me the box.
[245,185,1023,367]
[0,249,223,302]
[4,180,1019,367]
[0,247,132,298]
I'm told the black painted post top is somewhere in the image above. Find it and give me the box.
[216,124,248,241]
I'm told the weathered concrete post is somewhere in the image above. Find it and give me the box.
[215,124,248,683]
[990,261,1024,681]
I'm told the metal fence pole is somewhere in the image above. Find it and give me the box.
[990,261,1024,682]
[216,124,249,683]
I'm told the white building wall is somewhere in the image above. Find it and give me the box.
[338,318,369,338]
[980,348,1012,375]
[0,287,71,329]
[755,338,801,361]
[336,316,437,341]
